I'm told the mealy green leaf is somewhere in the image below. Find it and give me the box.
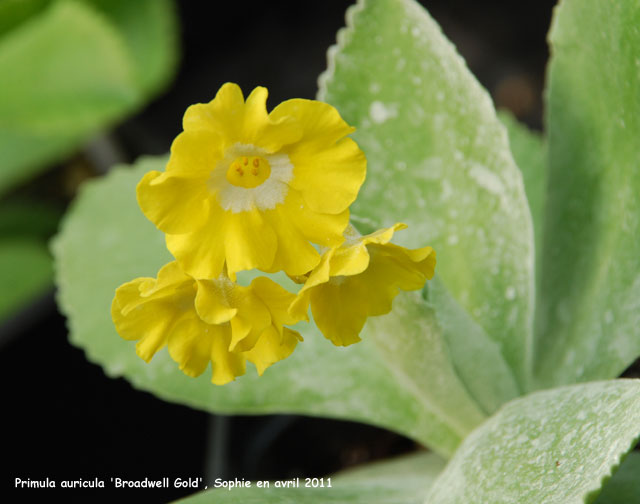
[534,0,640,387]
[175,452,446,504]
[426,276,520,415]
[52,157,478,458]
[319,0,535,391]
[366,291,487,434]
[427,380,640,504]
[0,239,52,321]
[498,110,546,275]
[594,451,640,504]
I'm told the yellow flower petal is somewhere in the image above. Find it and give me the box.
[251,276,305,326]
[289,137,366,215]
[167,314,216,378]
[368,243,436,294]
[194,279,237,325]
[228,286,271,352]
[183,84,301,153]
[167,315,246,384]
[183,82,245,143]
[165,204,228,280]
[239,277,304,374]
[244,326,302,376]
[293,224,436,346]
[270,98,355,151]
[288,248,333,321]
[137,170,211,234]
[262,198,321,277]
[111,288,173,361]
[328,223,406,277]
[111,262,195,362]
[283,188,349,249]
[210,327,247,385]
[223,208,278,279]
[165,129,225,177]
[310,272,377,347]
[271,99,366,214]
[243,86,302,151]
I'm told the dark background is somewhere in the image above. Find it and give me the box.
[2,1,558,502]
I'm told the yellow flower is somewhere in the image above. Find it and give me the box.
[137,83,367,280]
[111,261,303,385]
[289,224,436,346]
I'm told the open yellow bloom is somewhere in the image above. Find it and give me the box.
[137,83,366,280]
[111,262,303,384]
[290,224,436,346]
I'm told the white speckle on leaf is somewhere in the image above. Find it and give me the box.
[505,286,516,300]
[369,82,381,94]
[369,101,397,124]
[604,310,614,324]
[469,164,505,197]
[447,235,459,245]
[440,179,453,201]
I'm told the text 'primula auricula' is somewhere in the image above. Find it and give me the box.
[111,82,436,384]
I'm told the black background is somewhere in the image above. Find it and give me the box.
[2,1,558,502]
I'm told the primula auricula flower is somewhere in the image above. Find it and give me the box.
[137,82,367,280]
[289,223,436,346]
[111,262,303,385]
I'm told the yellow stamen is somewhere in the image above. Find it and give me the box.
[226,156,271,188]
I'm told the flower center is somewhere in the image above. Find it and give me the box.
[226,156,271,188]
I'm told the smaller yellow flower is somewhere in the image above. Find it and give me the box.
[289,224,436,346]
[111,262,303,385]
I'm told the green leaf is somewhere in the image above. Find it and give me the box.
[0,0,49,38]
[534,0,640,387]
[366,291,487,432]
[0,0,179,197]
[319,0,535,391]
[426,380,640,504]
[0,239,52,321]
[52,157,477,457]
[175,452,446,504]
[0,0,138,195]
[426,276,520,415]
[594,452,640,504]
[0,199,62,238]
[81,0,178,95]
[0,0,139,135]
[498,110,546,274]
[0,200,59,322]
